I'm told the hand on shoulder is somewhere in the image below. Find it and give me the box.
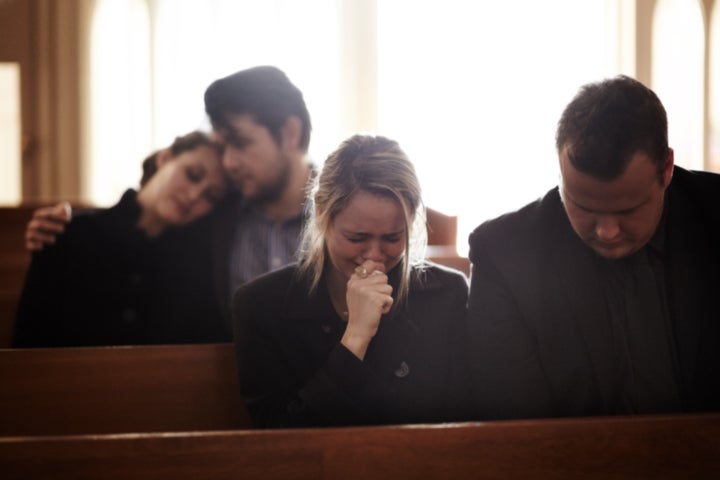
[25,201,72,251]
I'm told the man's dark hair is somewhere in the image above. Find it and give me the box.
[204,66,312,152]
[555,75,669,182]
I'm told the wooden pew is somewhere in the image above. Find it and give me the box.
[1,414,718,479]
[0,206,34,347]
[0,291,20,348]
[0,343,251,436]
[426,207,470,276]
[426,207,458,248]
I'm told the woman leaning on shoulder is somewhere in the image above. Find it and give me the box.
[13,131,231,347]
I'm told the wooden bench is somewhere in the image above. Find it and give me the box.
[0,343,251,436]
[0,207,34,347]
[426,207,470,276]
[1,413,718,479]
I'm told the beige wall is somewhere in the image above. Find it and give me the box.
[0,0,87,204]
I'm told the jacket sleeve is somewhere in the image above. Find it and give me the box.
[12,242,68,348]
[233,284,387,428]
[308,269,475,425]
[442,271,476,421]
[466,233,556,420]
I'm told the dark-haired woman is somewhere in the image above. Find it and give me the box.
[13,131,232,347]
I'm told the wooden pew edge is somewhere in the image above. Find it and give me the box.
[1,415,718,479]
[0,342,252,435]
[1,412,717,442]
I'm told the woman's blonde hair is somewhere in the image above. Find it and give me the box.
[297,134,426,306]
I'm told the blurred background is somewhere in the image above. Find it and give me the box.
[1,0,719,254]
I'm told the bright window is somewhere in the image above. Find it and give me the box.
[652,0,705,170]
[0,63,21,206]
[87,0,151,206]
[377,0,621,253]
[709,1,720,171]
[89,0,343,206]
[87,0,711,252]
[151,0,343,164]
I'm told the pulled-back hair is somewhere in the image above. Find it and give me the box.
[297,134,426,307]
[139,131,218,187]
[555,75,669,182]
[204,65,312,152]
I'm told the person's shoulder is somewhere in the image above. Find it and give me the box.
[28,208,109,270]
[671,166,720,199]
[669,167,720,233]
[46,204,109,250]
[63,192,144,246]
[673,165,720,181]
[235,264,299,299]
[413,261,465,280]
[204,190,243,222]
[186,190,243,244]
[411,262,468,291]
[470,187,561,247]
[70,189,138,227]
[232,264,303,324]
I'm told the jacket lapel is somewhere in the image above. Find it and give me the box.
[545,191,622,412]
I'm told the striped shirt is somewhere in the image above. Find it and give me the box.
[229,200,305,298]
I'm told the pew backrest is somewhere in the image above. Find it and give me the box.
[0,207,35,347]
[0,343,251,436]
[1,414,718,479]
[425,207,470,276]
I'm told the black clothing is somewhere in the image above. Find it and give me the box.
[233,262,472,428]
[466,166,720,420]
[12,190,229,347]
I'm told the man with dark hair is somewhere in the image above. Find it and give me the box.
[25,65,314,325]
[205,66,312,153]
[200,66,313,312]
[466,75,720,420]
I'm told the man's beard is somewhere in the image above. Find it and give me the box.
[247,154,292,206]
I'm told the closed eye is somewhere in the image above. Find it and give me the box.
[346,233,404,243]
[382,234,403,243]
[574,201,638,216]
[185,166,206,183]
[347,236,367,243]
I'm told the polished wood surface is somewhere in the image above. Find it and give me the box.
[426,207,458,249]
[0,207,34,347]
[0,343,251,436]
[425,208,469,275]
[0,206,36,288]
[1,414,718,479]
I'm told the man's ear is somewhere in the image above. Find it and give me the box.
[280,116,302,151]
[662,148,674,187]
